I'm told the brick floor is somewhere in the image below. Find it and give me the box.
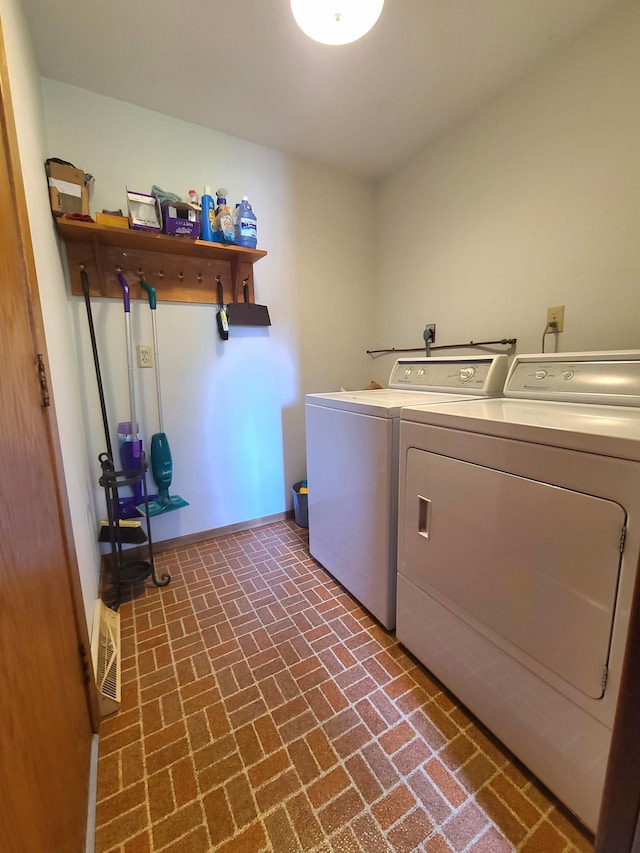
[95,520,594,852]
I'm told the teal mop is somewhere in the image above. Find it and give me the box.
[136,278,189,517]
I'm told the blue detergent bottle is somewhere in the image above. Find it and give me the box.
[200,186,215,241]
[234,196,257,249]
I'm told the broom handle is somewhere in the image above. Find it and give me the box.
[151,308,163,433]
[125,311,137,438]
[116,271,138,441]
[139,278,163,433]
[80,267,113,460]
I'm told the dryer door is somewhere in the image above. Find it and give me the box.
[400,449,625,699]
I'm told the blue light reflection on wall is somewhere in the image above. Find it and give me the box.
[204,335,297,527]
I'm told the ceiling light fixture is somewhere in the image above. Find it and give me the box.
[290,0,384,46]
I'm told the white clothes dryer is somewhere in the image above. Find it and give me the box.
[305,355,508,630]
[397,350,640,831]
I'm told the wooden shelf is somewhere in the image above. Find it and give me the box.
[56,219,267,306]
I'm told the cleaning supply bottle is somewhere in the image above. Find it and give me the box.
[117,421,145,509]
[117,421,138,447]
[234,196,258,249]
[200,186,215,241]
[212,188,234,244]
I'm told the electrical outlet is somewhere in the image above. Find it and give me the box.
[546,305,565,333]
[137,345,153,368]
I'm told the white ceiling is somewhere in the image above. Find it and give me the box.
[21,0,623,179]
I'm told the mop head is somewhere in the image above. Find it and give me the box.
[136,493,189,518]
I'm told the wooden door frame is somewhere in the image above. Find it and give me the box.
[0,21,100,733]
[595,550,640,852]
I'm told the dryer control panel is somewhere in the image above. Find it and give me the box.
[388,355,507,396]
[506,350,640,406]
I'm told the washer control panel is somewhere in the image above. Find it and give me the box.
[506,351,640,406]
[388,355,508,396]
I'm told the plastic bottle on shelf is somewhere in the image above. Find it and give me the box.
[188,188,199,208]
[200,186,215,241]
[117,421,138,446]
[234,196,257,249]
[212,188,234,244]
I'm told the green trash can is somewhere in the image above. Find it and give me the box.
[292,480,308,528]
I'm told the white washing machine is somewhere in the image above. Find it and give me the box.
[305,355,508,630]
[397,350,640,832]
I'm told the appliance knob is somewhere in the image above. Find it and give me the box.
[563,370,574,380]
[459,367,476,381]
[535,370,548,380]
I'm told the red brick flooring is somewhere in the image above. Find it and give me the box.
[95,520,594,852]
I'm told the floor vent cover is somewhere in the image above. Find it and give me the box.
[90,599,121,718]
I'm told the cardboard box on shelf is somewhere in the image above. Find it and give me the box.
[46,159,90,216]
[127,190,162,231]
[96,212,130,229]
[161,201,200,238]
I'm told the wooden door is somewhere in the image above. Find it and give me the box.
[0,27,95,853]
[595,553,640,852]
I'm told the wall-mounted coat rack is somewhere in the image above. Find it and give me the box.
[56,219,267,307]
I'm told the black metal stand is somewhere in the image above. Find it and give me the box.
[99,451,170,608]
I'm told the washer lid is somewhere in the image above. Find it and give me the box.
[305,389,478,418]
[305,354,509,417]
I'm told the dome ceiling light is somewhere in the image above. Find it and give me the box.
[290,0,385,46]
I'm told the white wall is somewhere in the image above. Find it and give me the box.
[41,81,376,541]
[373,0,640,384]
[1,0,100,630]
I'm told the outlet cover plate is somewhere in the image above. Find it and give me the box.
[546,305,565,332]
[137,345,153,368]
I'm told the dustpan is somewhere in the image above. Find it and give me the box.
[227,276,271,327]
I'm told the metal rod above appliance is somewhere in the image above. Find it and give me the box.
[366,338,517,356]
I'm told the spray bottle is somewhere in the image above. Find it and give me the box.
[212,188,234,244]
